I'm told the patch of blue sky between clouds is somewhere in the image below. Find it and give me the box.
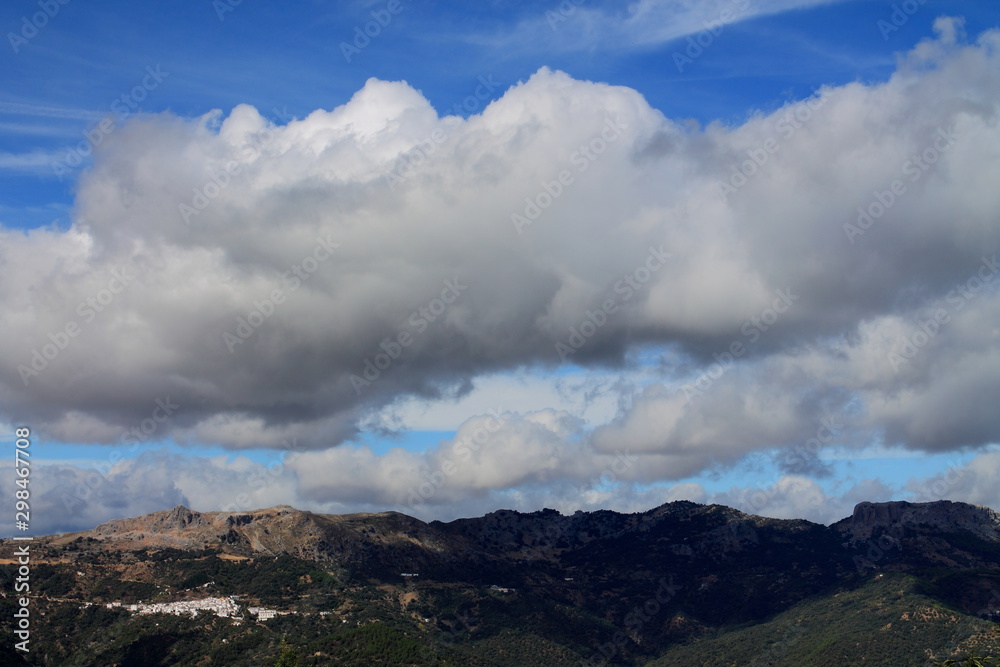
[699,445,993,500]
[350,430,458,456]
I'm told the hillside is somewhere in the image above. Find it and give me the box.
[2,499,999,665]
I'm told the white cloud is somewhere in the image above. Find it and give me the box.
[907,451,1000,508]
[0,23,998,515]
[0,149,67,174]
[13,447,998,535]
[477,0,850,55]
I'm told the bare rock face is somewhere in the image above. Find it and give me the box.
[13,498,998,587]
[93,505,204,537]
[842,500,1000,542]
[153,505,209,531]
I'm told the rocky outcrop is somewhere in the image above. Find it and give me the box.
[838,500,1000,542]
[12,499,999,585]
[92,504,209,538]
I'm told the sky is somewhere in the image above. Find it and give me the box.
[1,0,999,536]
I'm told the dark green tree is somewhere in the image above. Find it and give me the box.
[275,638,300,667]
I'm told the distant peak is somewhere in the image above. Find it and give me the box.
[852,499,988,520]
[845,500,1000,541]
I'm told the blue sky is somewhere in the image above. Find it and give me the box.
[2,0,1000,534]
[5,0,997,214]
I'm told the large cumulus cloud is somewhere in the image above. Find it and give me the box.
[1,18,998,498]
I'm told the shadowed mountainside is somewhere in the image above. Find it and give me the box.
[2,499,999,666]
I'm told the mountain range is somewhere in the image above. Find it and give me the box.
[3,499,1000,665]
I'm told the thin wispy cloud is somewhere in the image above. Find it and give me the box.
[0,149,66,173]
[0,101,100,121]
[464,0,852,54]
[0,121,83,138]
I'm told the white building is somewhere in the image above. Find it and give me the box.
[117,596,241,618]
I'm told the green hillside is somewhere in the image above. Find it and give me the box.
[651,572,1000,666]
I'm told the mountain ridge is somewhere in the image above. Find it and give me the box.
[26,498,1000,562]
[73,497,1000,544]
[3,498,999,666]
